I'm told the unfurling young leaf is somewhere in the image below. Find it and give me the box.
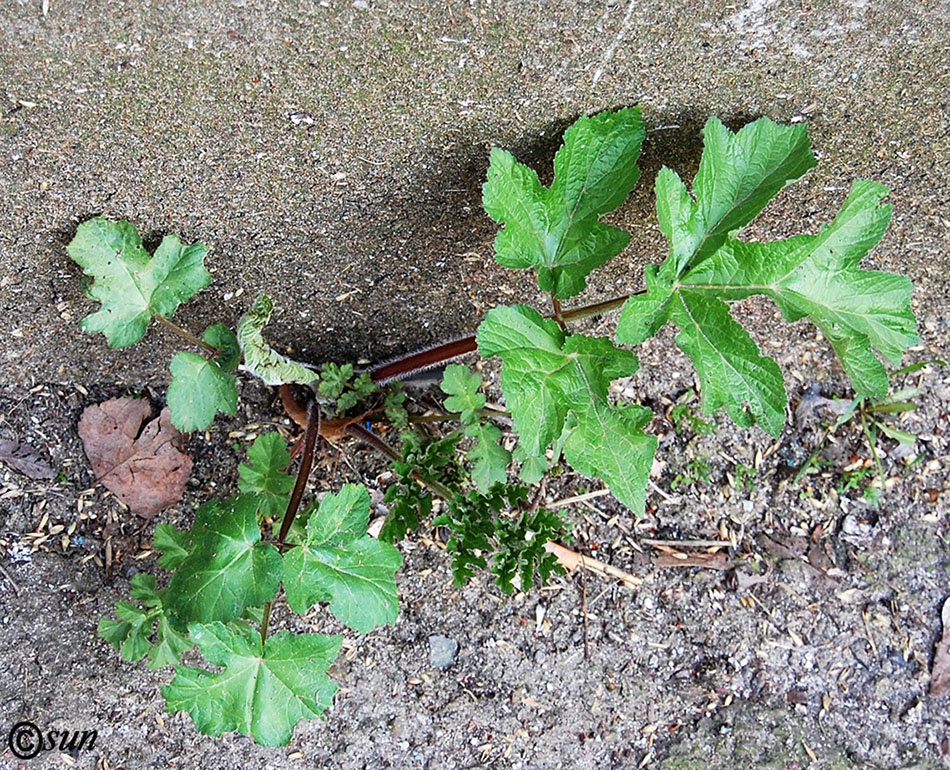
[617,117,917,436]
[165,495,283,624]
[478,305,657,513]
[237,433,294,520]
[483,107,644,298]
[237,294,319,386]
[163,620,341,747]
[67,218,210,348]
[283,484,402,633]
[203,323,241,371]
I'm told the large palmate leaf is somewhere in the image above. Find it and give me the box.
[237,294,319,385]
[617,117,917,435]
[165,495,282,624]
[163,620,341,747]
[483,108,644,298]
[68,218,210,348]
[237,433,295,520]
[680,180,918,398]
[478,305,657,513]
[283,484,401,633]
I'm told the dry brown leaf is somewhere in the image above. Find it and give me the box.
[0,439,56,479]
[930,597,950,697]
[78,398,192,516]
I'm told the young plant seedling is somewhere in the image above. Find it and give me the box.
[71,106,919,747]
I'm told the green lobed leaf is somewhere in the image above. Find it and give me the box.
[465,421,511,492]
[380,483,430,543]
[493,508,570,594]
[680,180,918,398]
[440,364,486,425]
[689,117,817,268]
[237,433,295,520]
[101,602,152,662]
[483,108,644,298]
[154,524,192,570]
[434,485,529,587]
[67,218,210,348]
[237,294,319,386]
[318,363,353,399]
[98,574,193,669]
[283,484,401,633]
[383,386,408,428]
[666,291,787,436]
[478,305,657,513]
[167,351,238,432]
[163,620,341,747]
[618,118,916,433]
[380,432,460,541]
[165,495,282,624]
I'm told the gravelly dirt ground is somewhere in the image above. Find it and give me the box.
[1,1,948,768]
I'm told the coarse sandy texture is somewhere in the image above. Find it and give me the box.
[0,0,948,768]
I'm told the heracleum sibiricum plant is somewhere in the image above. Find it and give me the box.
[71,106,917,746]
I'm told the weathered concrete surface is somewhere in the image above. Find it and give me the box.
[0,0,947,389]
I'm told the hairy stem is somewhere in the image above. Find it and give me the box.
[368,290,640,384]
[154,314,219,356]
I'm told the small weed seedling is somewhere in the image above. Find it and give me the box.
[794,361,942,494]
[670,390,717,436]
[70,107,919,746]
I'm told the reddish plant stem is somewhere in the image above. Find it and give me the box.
[551,297,567,331]
[368,290,639,384]
[278,400,321,544]
[370,336,478,385]
[262,400,321,643]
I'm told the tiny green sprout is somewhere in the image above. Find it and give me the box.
[671,456,712,490]
[732,463,757,493]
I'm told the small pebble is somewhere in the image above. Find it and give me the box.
[428,635,458,669]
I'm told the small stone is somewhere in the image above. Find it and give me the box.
[428,635,458,668]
